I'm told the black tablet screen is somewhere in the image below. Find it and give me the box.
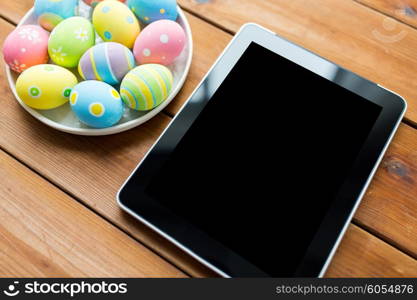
[146,43,382,276]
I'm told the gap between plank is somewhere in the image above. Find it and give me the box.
[402,117,417,130]
[0,11,416,273]
[180,5,235,35]
[352,219,417,261]
[353,0,417,32]
[0,13,17,26]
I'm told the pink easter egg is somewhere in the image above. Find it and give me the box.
[2,25,49,73]
[133,20,186,66]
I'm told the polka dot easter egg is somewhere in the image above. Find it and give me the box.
[92,1,140,49]
[127,0,178,24]
[48,17,95,68]
[34,0,78,31]
[133,20,185,65]
[78,42,135,85]
[70,81,124,128]
[2,25,49,73]
[120,64,173,111]
[16,64,78,110]
[83,0,125,7]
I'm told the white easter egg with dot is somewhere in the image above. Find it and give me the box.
[69,81,124,128]
[133,19,185,65]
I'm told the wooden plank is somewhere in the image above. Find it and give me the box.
[0,0,31,24]
[0,149,185,277]
[354,123,417,258]
[0,2,416,276]
[179,0,417,126]
[1,145,413,278]
[326,225,417,277]
[355,0,417,29]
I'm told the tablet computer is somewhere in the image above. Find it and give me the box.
[118,24,406,277]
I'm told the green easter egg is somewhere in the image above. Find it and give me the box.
[48,17,95,68]
[120,64,173,111]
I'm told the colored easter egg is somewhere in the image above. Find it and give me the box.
[83,0,125,7]
[127,0,178,24]
[48,17,95,68]
[133,20,185,65]
[34,0,78,31]
[92,1,140,49]
[120,64,173,111]
[16,64,78,110]
[70,81,124,128]
[2,25,49,73]
[78,42,135,85]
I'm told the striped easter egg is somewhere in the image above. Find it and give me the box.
[78,42,135,85]
[120,64,173,111]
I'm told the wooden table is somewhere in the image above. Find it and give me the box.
[0,0,416,277]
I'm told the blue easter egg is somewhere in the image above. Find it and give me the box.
[69,81,124,128]
[34,0,78,31]
[127,0,178,24]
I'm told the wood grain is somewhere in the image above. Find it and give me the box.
[0,0,31,24]
[0,1,416,277]
[355,0,417,29]
[1,142,415,277]
[354,123,417,258]
[0,149,185,277]
[326,225,417,277]
[179,0,417,126]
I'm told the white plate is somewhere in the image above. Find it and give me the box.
[6,2,193,136]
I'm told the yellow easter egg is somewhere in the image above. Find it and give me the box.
[16,64,78,110]
[92,1,140,48]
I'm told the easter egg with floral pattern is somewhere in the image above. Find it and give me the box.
[2,25,49,73]
[48,17,95,68]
